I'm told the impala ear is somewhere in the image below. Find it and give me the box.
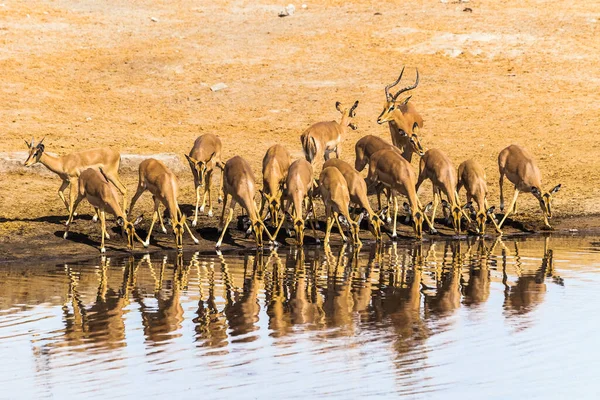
[335,101,342,112]
[185,154,196,164]
[441,199,450,209]
[531,186,542,198]
[179,213,187,224]
[400,95,412,105]
[486,206,495,215]
[348,123,358,130]
[463,201,473,210]
[207,151,216,163]
[551,184,561,194]
[38,136,45,145]
[403,202,411,213]
[116,217,125,227]
[424,201,433,212]
[134,214,144,225]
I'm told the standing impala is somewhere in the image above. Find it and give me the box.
[63,168,144,253]
[260,144,291,227]
[319,166,361,246]
[185,133,223,226]
[457,159,499,235]
[24,137,128,217]
[416,148,470,234]
[281,159,318,246]
[216,156,277,249]
[300,100,359,164]
[376,67,425,163]
[366,149,433,239]
[323,158,382,241]
[497,144,561,230]
[128,158,199,251]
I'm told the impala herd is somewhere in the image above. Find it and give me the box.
[22,67,562,253]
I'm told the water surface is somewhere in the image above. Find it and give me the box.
[1,236,599,399]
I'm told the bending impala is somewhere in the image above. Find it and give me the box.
[24,137,128,217]
[323,158,382,241]
[63,168,144,253]
[376,67,425,163]
[128,158,199,251]
[260,144,291,227]
[185,133,223,226]
[216,156,278,249]
[319,166,361,246]
[497,144,561,230]
[281,159,318,246]
[457,159,499,235]
[300,100,359,163]
[366,149,433,239]
[416,148,470,234]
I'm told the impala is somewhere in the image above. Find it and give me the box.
[300,100,359,163]
[185,133,223,226]
[216,156,278,249]
[63,168,143,253]
[128,158,199,251]
[366,149,433,239]
[319,166,361,246]
[24,137,128,217]
[260,144,291,227]
[497,144,561,230]
[323,158,382,241]
[457,159,499,235]
[281,159,318,246]
[376,67,425,163]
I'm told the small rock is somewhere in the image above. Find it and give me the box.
[463,7,473,12]
[569,228,578,233]
[440,0,448,3]
[302,4,307,9]
[286,4,296,14]
[210,82,228,92]
[150,17,158,22]
[86,117,92,122]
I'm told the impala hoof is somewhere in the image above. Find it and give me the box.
[92,215,98,223]
[105,233,110,239]
[200,205,205,212]
[430,228,438,235]
[391,232,397,239]
[315,222,320,229]
[143,241,150,248]
[192,220,197,227]
[216,241,222,249]
[63,232,68,239]
[208,210,213,217]
[386,217,392,224]
[73,212,78,217]
[100,247,106,253]
[193,238,200,244]
[315,238,321,244]
[216,249,223,256]
[161,227,168,234]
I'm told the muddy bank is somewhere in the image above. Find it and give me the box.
[0,209,595,266]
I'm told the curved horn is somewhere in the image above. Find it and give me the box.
[384,66,405,101]
[392,68,419,100]
[38,136,45,146]
[30,136,34,147]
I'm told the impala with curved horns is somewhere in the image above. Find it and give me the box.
[376,67,425,163]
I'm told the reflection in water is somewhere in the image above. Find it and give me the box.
[2,236,597,398]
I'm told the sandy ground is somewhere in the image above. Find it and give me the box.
[1,0,600,259]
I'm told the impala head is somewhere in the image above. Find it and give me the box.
[336,100,359,130]
[532,184,561,218]
[172,213,187,252]
[251,219,266,248]
[442,200,469,234]
[377,67,420,124]
[185,152,216,186]
[259,187,283,224]
[117,215,143,251]
[287,212,305,246]
[404,201,431,240]
[24,136,46,166]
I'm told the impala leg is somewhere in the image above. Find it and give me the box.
[216,205,234,248]
[58,180,70,214]
[334,212,348,242]
[100,211,107,253]
[181,214,200,244]
[206,171,214,217]
[324,214,335,246]
[308,196,320,229]
[192,184,201,227]
[392,196,399,238]
[67,178,79,219]
[154,197,167,234]
[416,198,435,232]
[144,201,160,247]
[499,173,505,212]
[63,194,84,239]
[485,198,502,234]
[218,193,229,231]
[498,189,519,230]
[430,192,440,234]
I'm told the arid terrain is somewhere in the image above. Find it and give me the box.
[1,0,599,261]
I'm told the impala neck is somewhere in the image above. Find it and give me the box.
[39,152,66,176]
[339,111,351,129]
